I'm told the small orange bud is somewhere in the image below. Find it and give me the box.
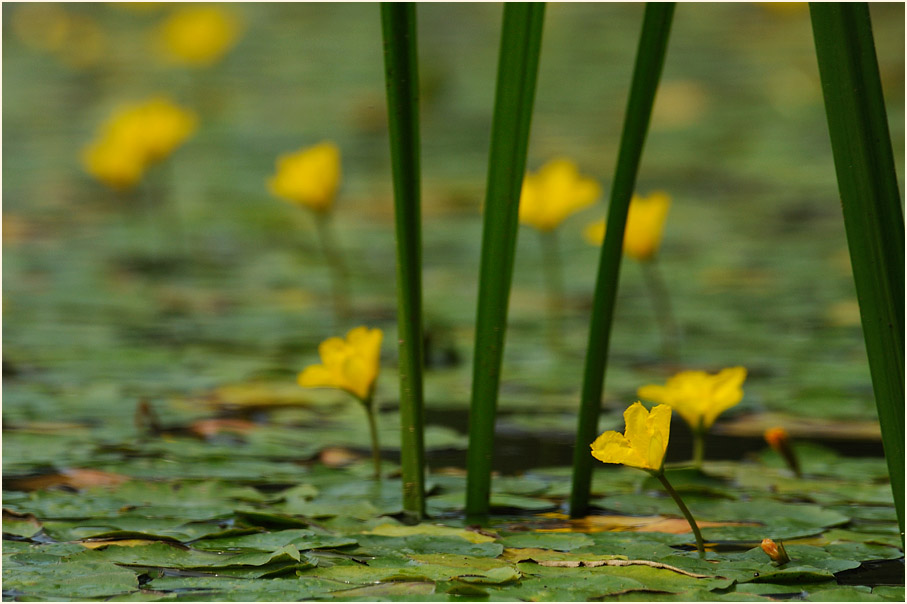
[760,538,791,565]
[764,426,801,477]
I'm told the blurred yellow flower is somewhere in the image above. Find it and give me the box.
[590,402,671,472]
[637,366,746,431]
[268,142,342,213]
[298,326,382,402]
[519,158,601,232]
[583,191,671,261]
[82,97,197,190]
[157,5,241,67]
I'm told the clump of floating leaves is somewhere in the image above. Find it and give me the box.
[81,96,196,191]
[298,326,384,478]
[591,401,705,556]
[638,366,747,468]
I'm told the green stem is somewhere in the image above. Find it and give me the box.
[570,2,675,518]
[539,229,565,351]
[639,259,679,359]
[809,2,904,542]
[655,471,705,557]
[380,1,426,521]
[362,399,382,480]
[466,2,545,522]
[314,212,352,323]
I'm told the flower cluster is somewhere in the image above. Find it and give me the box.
[82,97,197,191]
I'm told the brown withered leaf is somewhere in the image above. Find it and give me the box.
[536,513,756,534]
[7,468,130,491]
[319,447,361,468]
[189,418,257,439]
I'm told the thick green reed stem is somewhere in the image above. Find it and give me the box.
[809,2,905,541]
[570,3,675,518]
[466,2,545,521]
[381,2,426,521]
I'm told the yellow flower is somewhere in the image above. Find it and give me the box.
[81,97,197,190]
[583,191,671,261]
[156,5,241,67]
[298,326,382,402]
[637,366,746,431]
[268,142,342,213]
[590,402,671,472]
[519,158,601,232]
[81,137,148,191]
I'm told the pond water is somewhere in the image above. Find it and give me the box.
[3,3,904,601]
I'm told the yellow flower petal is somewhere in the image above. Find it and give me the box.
[583,191,671,261]
[299,326,382,402]
[519,158,601,232]
[637,367,746,431]
[268,142,341,213]
[590,402,671,472]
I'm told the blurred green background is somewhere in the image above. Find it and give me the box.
[3,3,904,471]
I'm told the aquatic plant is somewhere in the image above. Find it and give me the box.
[591,402,705,556]
[638,366,747,468]
[765,426,801,477]
[298,326,384,479]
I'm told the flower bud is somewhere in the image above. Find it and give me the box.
[760,538,791,565]
[764,427,801,477]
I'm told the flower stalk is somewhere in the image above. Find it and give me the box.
[539,230,566,350]
[313,211,352,322]
[639,259,678,358]
[654,470,705,557]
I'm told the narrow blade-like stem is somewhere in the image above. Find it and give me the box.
[466,2,545,521]
[570,3,675,518]
[655,471,705,557]
[380,1,426,520]
[809,2,905,540]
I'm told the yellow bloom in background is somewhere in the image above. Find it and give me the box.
[590,402,671,472]
[81,97,197,191]
[298,326,382,402]
[519,158,601,232]
[583,191,671,261]
[81,137,148,191]
[637,366,746,431]
[268,142,342,213]
[156,5,241,67]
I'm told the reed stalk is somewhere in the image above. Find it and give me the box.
[465,2,545,521]
[809,2,905,540]
[380,1,426,520]
[570,3,675,518]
